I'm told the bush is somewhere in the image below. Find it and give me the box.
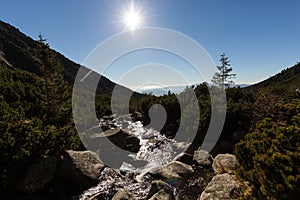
[0,65,83,189]
[235,99,300,199]
[0,118,82,188]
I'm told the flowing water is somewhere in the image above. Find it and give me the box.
[79,115,183,199]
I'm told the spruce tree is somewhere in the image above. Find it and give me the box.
[212,53,236,88]
[37,34,70,125]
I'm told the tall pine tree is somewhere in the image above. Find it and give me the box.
[212,53,236,88]
[37,34,70,125]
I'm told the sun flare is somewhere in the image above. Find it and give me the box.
[124,10,141,30]
[121,2,144,31]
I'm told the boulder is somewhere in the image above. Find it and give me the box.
[193,149,213,167]
[212,154,238,174]
[57,150,105,194]
[149,190,174,200]
[104,128,141,153]
[199,173,240,200]
[146,180,174,199]
[86,129,141,168]
[173,152,194,165]
[112,189,134,200]
[199,173,255,200]
[14,156,57,194]
[150,161,194,180]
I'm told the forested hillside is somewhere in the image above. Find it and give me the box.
[0,20,140,190]
[247,62,300,95]
[0,63,83,188]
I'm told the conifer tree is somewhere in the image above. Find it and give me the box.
[212,53,236,88]
[37,34,70,125]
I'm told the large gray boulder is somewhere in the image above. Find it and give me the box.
[104,128,141,153]
[150,161,194,180]
[57,150,105,193]
[146,180,174,199]
[149,190,174,200]
[199,173,240,200]
[193,149,213,167]
[212,154,238,174]
[112,189,134,200]
[86,128,141,168]
[199,173,255,200]
[14,156,57,194]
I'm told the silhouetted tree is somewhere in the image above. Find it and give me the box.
[212,53,236,88]
[37,34,70,125]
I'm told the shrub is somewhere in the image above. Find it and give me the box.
[0,118,82,188]
[235,99,300,199]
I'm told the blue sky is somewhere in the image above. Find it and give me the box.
[1,0,300,88]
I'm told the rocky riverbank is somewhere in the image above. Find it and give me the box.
[7,149,255,200]
[5,115,255,199]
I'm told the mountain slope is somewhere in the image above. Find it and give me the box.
[246,62,300,93]
[0,20,143,189]
[0,20,140,97]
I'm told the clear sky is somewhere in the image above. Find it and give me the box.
[1,0,300,88]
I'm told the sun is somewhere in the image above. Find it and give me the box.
[121,1,144,31]
[124,10,141,30]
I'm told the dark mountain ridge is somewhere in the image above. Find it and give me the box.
[0,20,140,97]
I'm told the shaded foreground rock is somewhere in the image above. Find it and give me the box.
[150,161,194,180]
[14,156,57,194]
[193,149,213,167]
[112,189,134,200]
[199,173,254,200]
[212,153,238,174]
[104,128,141,153]
[57,150,105,194]
[173,152,194,165]
[199,173,239,200]
[146,180,174,199]
[149,190,174,200]
[87,128,141,168]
